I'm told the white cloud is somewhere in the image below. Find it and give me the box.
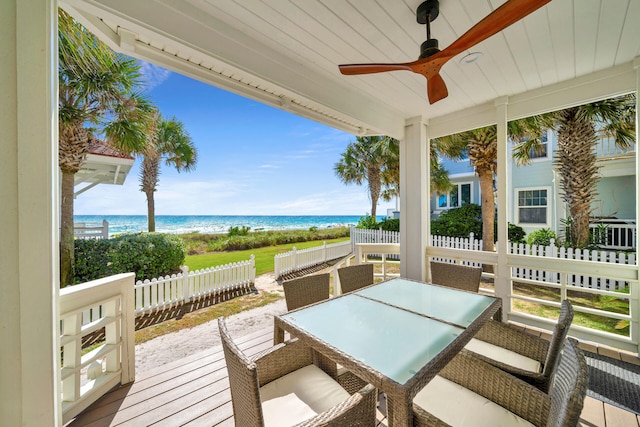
[139,62,172,91]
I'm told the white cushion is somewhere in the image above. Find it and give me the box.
[465,338,543,373]
[413,375,536,427]
[260,364,350,427]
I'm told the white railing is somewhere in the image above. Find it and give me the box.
[59,273,135,424]
[134,256,255,315]
[74,219,109,239]
[355,243,401,281]
[589,219,636,250]
[430,233,634,290]
[350,226,400,260]
[595,136,635,159]
[510,240,635,291]
[274,241,352,279]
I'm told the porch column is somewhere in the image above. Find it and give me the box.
[495,98,510,317]
[0,1,60,426]
[634,57,640,351]
[400,116,429,280]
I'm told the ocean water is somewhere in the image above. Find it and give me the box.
[74,215,382,236]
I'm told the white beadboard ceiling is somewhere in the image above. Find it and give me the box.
[63,0,640,138]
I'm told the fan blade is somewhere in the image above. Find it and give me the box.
[427,73,448,104]
[339,63,413,75]
[443,0,551,60]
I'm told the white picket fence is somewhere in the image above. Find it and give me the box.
[430,233,633,291]
[274,241,352,279]
[133,256,255,315]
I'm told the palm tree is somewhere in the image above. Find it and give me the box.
[435,120,545,253]
[513,95,635,247]
[58,9,154,286]
[334,136,398,218]
[140,113,197,232]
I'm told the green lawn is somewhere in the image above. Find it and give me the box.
[185,237,350,276]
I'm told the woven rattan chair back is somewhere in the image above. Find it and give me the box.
[429,261,482,292]
[282,273,330,311]
[547,338,588,426]
[337,264,374,294]
[218,317,263,427]
[540,300,574,391]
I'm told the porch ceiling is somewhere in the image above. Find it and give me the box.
[61,0,640,139]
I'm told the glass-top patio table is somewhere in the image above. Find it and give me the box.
[273,277,501,427]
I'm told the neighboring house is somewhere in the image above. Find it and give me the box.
[432,130,637,248]
[74,137,135,197]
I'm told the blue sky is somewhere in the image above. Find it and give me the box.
[75,62,396,216]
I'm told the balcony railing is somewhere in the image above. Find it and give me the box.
[59,273,135,424]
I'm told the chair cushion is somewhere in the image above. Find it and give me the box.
[465,338,543,373]
[260,364,350,427]
[414,375,536,427]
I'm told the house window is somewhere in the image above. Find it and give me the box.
[527,131,549,160]
[517,188,549,224]
[438,183,472,209]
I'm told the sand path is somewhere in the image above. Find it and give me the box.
[135,272,286,373]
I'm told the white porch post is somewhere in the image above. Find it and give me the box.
[400,116,429,280]
[0,1,60,426]
[495,98,510,317]
[633,57,640,353]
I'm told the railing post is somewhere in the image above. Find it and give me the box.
[120,273,135,383]
[102,219,109,239]
[322,241,327,262]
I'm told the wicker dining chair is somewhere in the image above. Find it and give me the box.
[337,264,374,294]
[282,273,330,311]
[429,261,482,292]
[464,299,574,393]
[412,338,587,427]
[218,317,377,427]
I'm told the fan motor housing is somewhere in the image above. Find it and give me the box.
[419,38,440,59]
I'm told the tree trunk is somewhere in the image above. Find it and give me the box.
[555,110,598,248]
[368,167,381,219]
[60,170,75,287]
[478,167,495,253]
[146,190,156,232]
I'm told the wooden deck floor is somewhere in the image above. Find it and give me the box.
[67,326,639,427]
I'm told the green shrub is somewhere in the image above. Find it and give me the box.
[356,215,379,229]
[507,223,526,244]
[74,239,113,283]
[431,204,482,238]
[526,228,556,246]
[378,218,400,232]
[74,232,186,283]
[109,233,186,280]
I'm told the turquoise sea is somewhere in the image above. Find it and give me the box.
[74,215,382,236]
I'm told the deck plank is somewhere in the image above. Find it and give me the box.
[68,325,638,427]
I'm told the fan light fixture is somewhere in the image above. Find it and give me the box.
[460,52,483,65]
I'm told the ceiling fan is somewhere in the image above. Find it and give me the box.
[339,0,552,104]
